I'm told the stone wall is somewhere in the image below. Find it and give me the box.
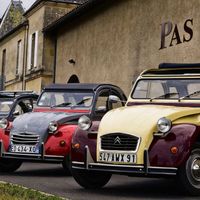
[44,3,77,27]
[0,27,26,89]
[55,0,200,95]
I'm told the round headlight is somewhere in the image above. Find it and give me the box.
[0,118,8,129]
[48,121,58,133]
[78,115,92,131]
[157,117,171,133]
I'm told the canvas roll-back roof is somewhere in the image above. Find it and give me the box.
[43,83,119,91]
[141,63,200,77]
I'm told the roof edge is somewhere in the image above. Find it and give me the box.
[43,0,104,33]
[0,20,28,42]
[24,0,84,16]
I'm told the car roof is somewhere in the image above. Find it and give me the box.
[141,63,200,77]
[0,91,38,99]
[43,83,120,91]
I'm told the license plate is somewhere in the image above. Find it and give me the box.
[10,145,39,154]
[99,151,135,164]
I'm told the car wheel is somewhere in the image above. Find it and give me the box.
[178,148,200,195]
[72,169,111,189]
[0,158,22,172]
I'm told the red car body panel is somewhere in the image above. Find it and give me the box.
[0,122,13,152]
[45,124,77,156]
[149,124,199,167]
[71,121,99,162]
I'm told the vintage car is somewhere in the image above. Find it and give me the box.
[0,91,38,172]
[0,91,38,121]
[71,63,200,195]
[0,83,126,173]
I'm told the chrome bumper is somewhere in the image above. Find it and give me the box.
[72,146,178,176]
[0,140,64,162]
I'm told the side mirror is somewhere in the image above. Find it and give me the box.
[27,104,33,112]
[108,95,120,103]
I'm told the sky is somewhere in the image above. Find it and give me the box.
[0,0,36,18]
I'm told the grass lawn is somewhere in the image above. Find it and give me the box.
[0,182,65,200]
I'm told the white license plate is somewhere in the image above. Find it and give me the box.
[10,145,39,154]
[99,151,135,164]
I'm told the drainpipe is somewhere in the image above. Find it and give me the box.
[53,34,57,83]
[22,23,29,90]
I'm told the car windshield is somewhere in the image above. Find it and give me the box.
[0,99,13,115]
[37,91,94,109]
[132,79,200,100]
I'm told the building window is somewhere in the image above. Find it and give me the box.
[31,33,35,69]
[1,49,6,90]
[16,40,22,75]
[27,31,38,70]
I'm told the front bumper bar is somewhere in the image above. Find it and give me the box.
[72,146,178,176]
[0,140,64,162]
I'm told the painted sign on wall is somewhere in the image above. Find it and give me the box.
[159,19,193,50]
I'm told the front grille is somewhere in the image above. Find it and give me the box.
[101,133,139,151]
[11,133,40,145]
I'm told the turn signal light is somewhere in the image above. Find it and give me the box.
[170,146,178,154]
[59,140,66,147]
[72,143,80,149]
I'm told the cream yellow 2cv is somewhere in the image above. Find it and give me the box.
[71,63,200,196]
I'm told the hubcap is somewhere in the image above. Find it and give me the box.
[191,158,200,181]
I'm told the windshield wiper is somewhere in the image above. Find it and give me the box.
[179,90,200,100]
[74,97,92,106]
[150,92,179,102]
[51,102,72,108]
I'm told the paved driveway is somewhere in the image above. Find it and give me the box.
[0,162,198,200]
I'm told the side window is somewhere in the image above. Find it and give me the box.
[95,89,124,114]
[32,99,37,109]
[13,99,32,116]
[95,90,110,114]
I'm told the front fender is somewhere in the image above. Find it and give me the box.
[44,124,77,156]
[149,124,199,167]
[0,122,13,152]
[71,121,99,162]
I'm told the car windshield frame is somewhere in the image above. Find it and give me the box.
[37,90,94,109]
[131,78,200,100]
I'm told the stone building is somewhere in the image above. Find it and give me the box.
[0,0,198,95]
[0,0,85,93]
[44,0,197,95]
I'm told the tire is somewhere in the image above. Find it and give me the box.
[178,148,200,195]
[0,158,22,172]
[71,169,111,189]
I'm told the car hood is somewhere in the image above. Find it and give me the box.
[97,104,200,164]
[10,112,81,142]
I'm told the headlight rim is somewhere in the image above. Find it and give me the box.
[0,118,8,129]
[156,117,172,135]
[48,121,58,133]
[78,115,92,131]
